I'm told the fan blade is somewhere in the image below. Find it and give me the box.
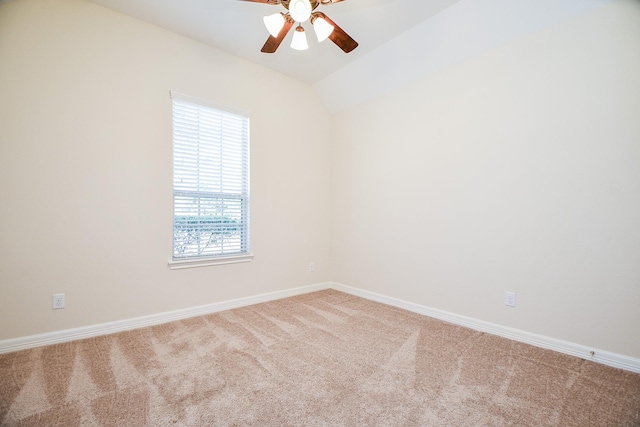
[319,0,347,4]
[315,12,358,53]
[261,16,294,53]
[238,0,281,4]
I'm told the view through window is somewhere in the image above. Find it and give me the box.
[171,93,250,261]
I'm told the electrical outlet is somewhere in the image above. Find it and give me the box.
[505,291,516,307]
[53,293,65,309]
[308,262,315,273]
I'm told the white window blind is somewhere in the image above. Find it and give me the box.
[171,93,250,261]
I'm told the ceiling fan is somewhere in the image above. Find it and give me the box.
[240,0,358,53]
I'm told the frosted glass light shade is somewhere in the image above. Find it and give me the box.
[290,26,309,50]
[312,16,334,42]
[289,0,312,23]
[263,13,285,37]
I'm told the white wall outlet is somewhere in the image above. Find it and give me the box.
[53,293,65,309]
[505,291,516,307]
[308,262,315,273]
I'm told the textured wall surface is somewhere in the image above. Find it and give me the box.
[331,1,640,358]
[0,0,332,339]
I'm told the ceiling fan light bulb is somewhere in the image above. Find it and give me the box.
[313,17,334,42]
[290,26,309,50]
[263,12,285,38]
[289,0,312,23]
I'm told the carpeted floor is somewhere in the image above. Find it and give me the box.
[1,289,639,426]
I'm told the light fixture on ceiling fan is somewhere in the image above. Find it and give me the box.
[290,25,309,50]
[240,0,358,53]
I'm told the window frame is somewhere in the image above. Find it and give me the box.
[168,92,252,270]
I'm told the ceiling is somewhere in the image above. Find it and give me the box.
[86,0,462,84]
[77,0,617,112]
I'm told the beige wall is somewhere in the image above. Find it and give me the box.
[331,1,640,358]
[0,0,332,339]
[1,0,639,362]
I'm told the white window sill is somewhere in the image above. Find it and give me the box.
[168,253,254,270]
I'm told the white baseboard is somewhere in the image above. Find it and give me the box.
[2,281,638,374]
[0,282,331,355]
[330,282,640,374]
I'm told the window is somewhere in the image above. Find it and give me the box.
[170,92,251,268]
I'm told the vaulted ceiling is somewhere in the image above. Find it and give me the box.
[86,0,461,84]
[86,0,616,112]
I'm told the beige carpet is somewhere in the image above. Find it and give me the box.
[1,289,639,426]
